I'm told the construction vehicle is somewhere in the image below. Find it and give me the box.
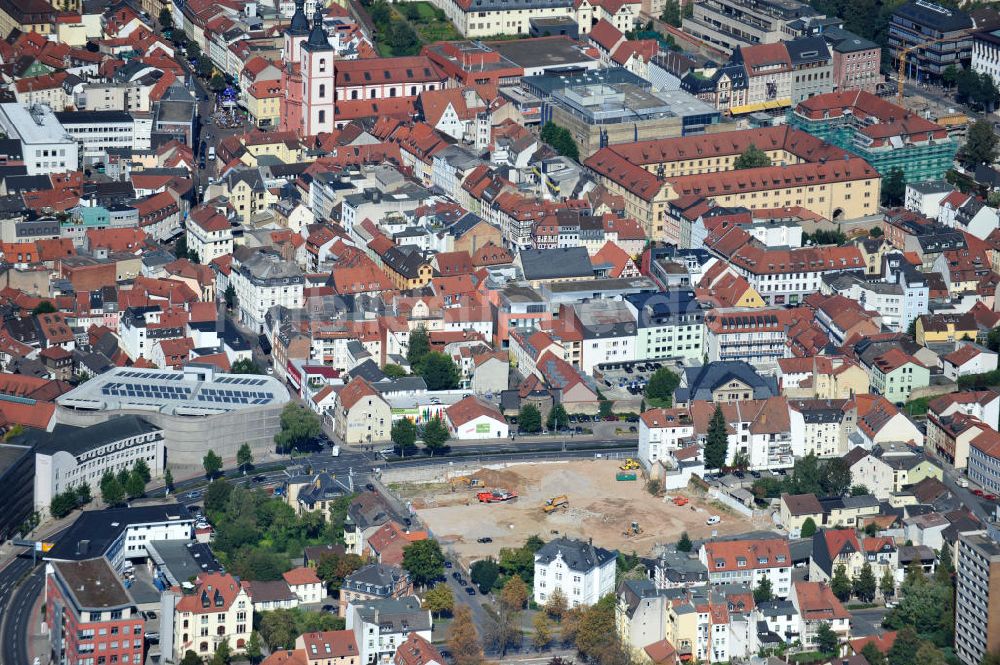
[897,35,967,102]
[619,458,640,471]
[449,476,482,489]
[477,489,517,503]
[542,495,569,513]
[672,496,689,507]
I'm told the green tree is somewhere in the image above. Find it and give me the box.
[407,327,430,368]
[831,564,853,601]
[470,558,500,593]
[815,621,839,656]
[180,652,203,665]
[821,458,852,496]
[231,359,264,374]
[159,7,173,28]
[888,626,923,665]
[224,283,236,310]
[32,301,56,315]
[754,576,774,603]
[880,567,895,599]
[645,367,680,406]
[237,443,254,473]
[76,483,91,504]
[980,651,1000,665]
[804,229,848,246]
[851,484,870,496]
[209,639,231,665]
[50,488,79,518]
[853,562,877,602]
[246,631,263,664]
[448,606,484,665]
[382,363,407,378]
[101,476,125,506]
[391,418,418,453]
[203,450,223,479]
[704,404,728,469]
[423,582,454,617]
[209,73,227,94]
[186,41,201,61]
[420,352,461,390]
[964,119,999,167]
[498,543,536,584]
[861,642,888,665]
[539,122,579,161]
[315,552,365,591]
[660,0,682,25]
[677,531,692,552]
[274,403,322,453]
[518,404,542,433]
[915,643,948,665]
[204,478,233,512]
[733,144,772,170]
[132,459,151,484]
[881,168,906,207]
[196,54,213,79]
[546,403,569,431]
[125,471,146,499]
[421,416,450,455]
[942,64,958,88]
[870,226,884,237]
[402,539,445,587]
[259,610,299,650]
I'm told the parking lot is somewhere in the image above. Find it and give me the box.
[595,359,680,397]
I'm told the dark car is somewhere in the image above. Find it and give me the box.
[465,587,476,595]
[444,560,452,568]
[452,572,462,581]
[322,605,336,613]
[252,475,266,483]
[477,537,493,543]
[628,426,637,433]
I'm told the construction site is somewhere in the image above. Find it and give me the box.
[393,459,761,565]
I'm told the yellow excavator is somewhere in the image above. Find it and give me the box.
[542,495,569,513]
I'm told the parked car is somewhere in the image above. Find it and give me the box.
[476,536,493,543]
[706,515,721,526]
[452,572,462,581]
[444,560,452,568]
[465,587,476,595]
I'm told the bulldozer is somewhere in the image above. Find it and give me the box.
[619,458,640,471]
[542,495,569,514]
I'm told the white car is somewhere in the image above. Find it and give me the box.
[706,515,721,526]
[958,478,969,488]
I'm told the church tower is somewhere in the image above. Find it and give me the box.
[278,0,310,134]
[300,7,335,136]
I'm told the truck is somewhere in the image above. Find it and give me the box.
[616,472,637,481]
[477,489,517,503]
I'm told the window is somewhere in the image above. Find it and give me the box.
[319,84,326,98]
[318,110,326,124]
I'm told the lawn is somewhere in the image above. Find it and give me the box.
[395,2,462,43]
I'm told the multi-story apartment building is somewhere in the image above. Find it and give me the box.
[46,558,145,665]
[166,573,252,662]
[533,537,617,607]
[230,246,304,334]
[0,103,79,175]
[699,538,792,597]
[623,290,705,362]
[346,597,432,665]
[683,0,825,57]
[704,307,811,366]
[788,398,854,457]
[118,305,186,362]
[638,407,696,469]
[955,531,1000,665]
[822,27,883,93]
[967,428,1000,495]
[692,397,794,469]
[791,581,850,650]
[186,206,237,265]
[888,0,972,83]
[789,90,958,183]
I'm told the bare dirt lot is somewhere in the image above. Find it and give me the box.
[394,460,762,565]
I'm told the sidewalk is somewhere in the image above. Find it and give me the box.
[26,585,48,665]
